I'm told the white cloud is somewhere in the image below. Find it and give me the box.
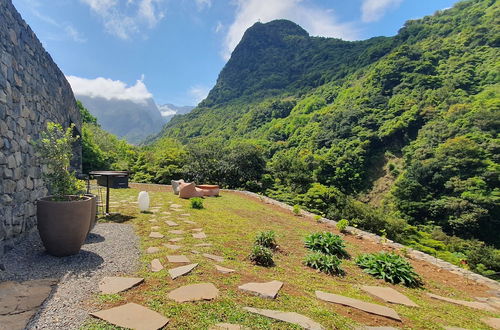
[189,85,210,104]
[67,75,153,105]
[361,0,403,23]
[214,21,224,33]
[158,104,177,117]
[223,0,358,60]
[195,0,212,11]
[65,25,87,43]
[80,0,166,39]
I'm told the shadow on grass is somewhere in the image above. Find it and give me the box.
[99,213,136,223]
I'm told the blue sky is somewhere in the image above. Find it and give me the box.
[12,0,458,106]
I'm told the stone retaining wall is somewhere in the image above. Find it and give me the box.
[0,0,82,257]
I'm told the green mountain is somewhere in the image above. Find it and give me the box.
[153,0,499,251]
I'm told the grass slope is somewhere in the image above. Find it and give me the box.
[82,186,499,329]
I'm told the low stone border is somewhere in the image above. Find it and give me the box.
[233,190,500,291]
[126,182,500,291]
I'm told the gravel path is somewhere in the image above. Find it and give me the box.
[0,223,140,329]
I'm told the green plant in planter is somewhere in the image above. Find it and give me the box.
[304,252,345,276]
[190,197,204,209]
[355,252,423,287]
[34,122,85,199]
[305,232,349,258]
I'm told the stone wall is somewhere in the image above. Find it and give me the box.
[0,0,82,256]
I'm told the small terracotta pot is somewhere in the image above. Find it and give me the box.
[37,195,92,257]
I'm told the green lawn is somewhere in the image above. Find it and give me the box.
[82,187,500,329]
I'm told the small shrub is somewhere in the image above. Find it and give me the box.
[305,232,349,258]
[293,204,301,216]
[336,219,349,233]
[304,252,344,276]
[255,230,277,250]
[190,197,204,209]
[249,245,274,267]
[355,252,423,287]
[314,215,322,222]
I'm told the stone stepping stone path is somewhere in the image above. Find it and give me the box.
[151,226,160,230]
[482,317,500,329]
[426,293,497,312]
[163,243,182,250]
[165,220,179,226]
[149,232,164,239]
[146,247,161,254]
[0,279,57,330]
[170,204,182,208]
[172,209,184,212]
[193,232,207,239]
[167,255,191,263]
[184,220,198,225]
[169,237,184,242]
[168,283,219,302]
[315,291,401,321]
[162,211,171,215]
[180,213,191,217]
[169,263,198,279]
[475,296,500,310]
[151,259,164,272]
[90,302,169,330]
[203,253,224,262]
[215,265,235,274]
[98,277,144,294]
[195,243,212,247]
[192,250,201,254]
[148,219,158,223]
[243,307,324,330]
[169,230,186,235]
[361,286,418,307]
[238,280,283,299]
[191,228,204,232]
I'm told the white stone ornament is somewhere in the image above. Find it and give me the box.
[138,191,150,212]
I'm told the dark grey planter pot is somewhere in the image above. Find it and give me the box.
[84,194,98,234]
[37,195,92,257]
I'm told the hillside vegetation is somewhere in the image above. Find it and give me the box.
[82,0,500,278]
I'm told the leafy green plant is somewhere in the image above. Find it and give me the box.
[355,252,423,287]
[314,215,322,222]
[190,197,204,209]
[305,232,349,258]
[293,204,301,216]
[249,245,274,267]
[336,219,349,233]
[34,122,85,198]
[255,230,277,250]
[304,252,344,276]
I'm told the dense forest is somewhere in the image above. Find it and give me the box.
[81,0,500,278]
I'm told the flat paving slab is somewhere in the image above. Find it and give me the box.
[170,204,183,208]
[191,228,204,232]
[244,307,324,330]
[168,283,219,302]
[315,291,401,321]
[203,253,225,263]
[482,317,500,329]
[151,259,164,272]
[98,277,144,294]
[165,221,179,226]
[163,244,181,250]
[149,232,164,239]
[151,226,160,230]
[180,213,191,217]
[238,280,283,299]
[146,247,161,254]
[169,237,184,242]
[184,220,198,225]
[361,286,418,307]
[169,230,186,235]
[167,255,191,263]
[193,232,207,239]
[426,293,497,312]
[169,263,198,279]
[0,279,57,330]
[215,265,235,274]
[90,302,169,330]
